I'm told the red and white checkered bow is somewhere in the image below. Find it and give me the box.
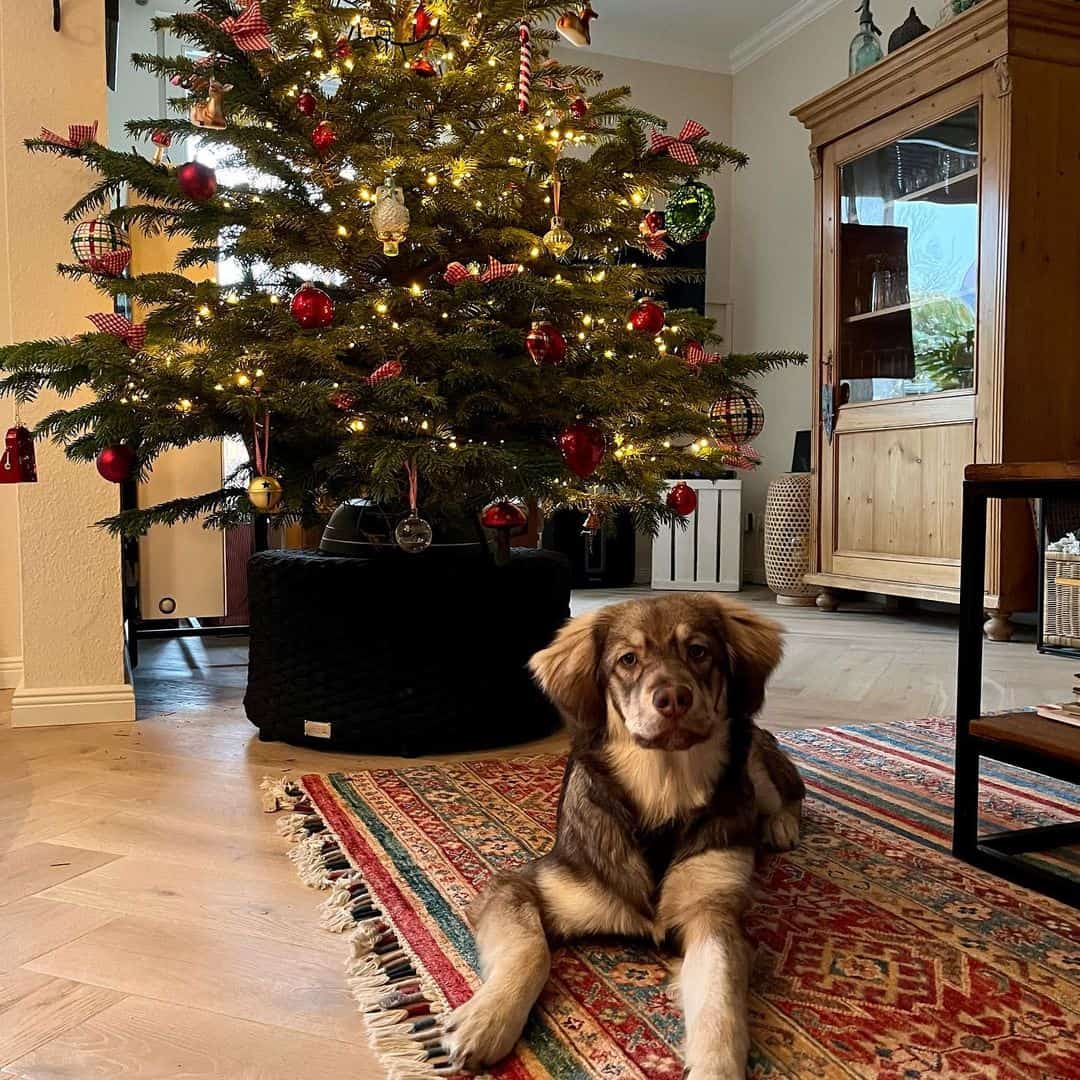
[443,256,521,286]
[86,313,147,349]
[684,341,722,368]
[220,0,272,52]
[649,120,709,166]
[40,122,98,149]
[86,249,132,277]
[368,359,403,385]
[715,441,760,471]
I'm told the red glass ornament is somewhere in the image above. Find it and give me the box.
[290,282,335,329]
[413,1,433,38]
[95,444,136,484]
[0,426,37,484]
[569,96,589,119]
[629,299,665,335]
[311,120,337,154]
[296,90,317,116]
[525,321,566,366]
[666,481,698,517]
[558,423,604,478]
[332,36,352,60]
[176,161,217,202]
[410,57,437,77]
[480,500,528,532]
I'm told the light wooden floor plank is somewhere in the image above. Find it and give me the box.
[0,845,119,909]
[0,898,117,974]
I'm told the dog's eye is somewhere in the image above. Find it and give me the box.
[687,643,709,662]
[618,652,638,668]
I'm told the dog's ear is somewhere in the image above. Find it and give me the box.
[529,609,610,728]
[698,596,783,719]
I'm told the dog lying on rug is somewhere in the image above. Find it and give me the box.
[446,593,805,1078]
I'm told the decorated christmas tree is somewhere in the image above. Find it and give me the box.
[0,0,803,551]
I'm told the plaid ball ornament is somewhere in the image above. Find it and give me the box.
[71,219,131,276]
[709,392,765,442]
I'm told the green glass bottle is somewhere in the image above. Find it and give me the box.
[849,0,883,75]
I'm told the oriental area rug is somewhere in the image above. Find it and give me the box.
[266,718,1079,1080]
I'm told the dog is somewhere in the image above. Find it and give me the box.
[445,593,805,1078]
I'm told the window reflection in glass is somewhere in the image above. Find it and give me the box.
[838,106,978,403]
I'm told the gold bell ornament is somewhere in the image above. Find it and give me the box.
[371,176,411,256]
[247,413,282,513]
[543,178,573,257]
[190,78,233,131]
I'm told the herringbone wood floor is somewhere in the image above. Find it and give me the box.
[0,588,1072,1078]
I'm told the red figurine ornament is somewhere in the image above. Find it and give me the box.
[628,298,665,335]
[569,96,589,119]
[558,422,604,478]
[525,321,567,365]
[176,161,217,202]
[290,282,335,329]
[96,444,136,484]
[0,426,37,484]
[311,120,337,154]
[666,481,698,517]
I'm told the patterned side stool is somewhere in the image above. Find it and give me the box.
[764,472,818,606]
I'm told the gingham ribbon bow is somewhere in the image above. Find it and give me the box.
[87,250,132,277]
[40,121,98,149]
[443,256,521,286]
[220,0,272,52]
[440,254,520,285]
[684,341,721,368]
[649,120,709,166]
[716,441,760,471]
[87,313,147,349]
[368,359,403,386]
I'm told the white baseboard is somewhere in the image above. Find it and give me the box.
[11,682,136,728]
[0,656,22,690]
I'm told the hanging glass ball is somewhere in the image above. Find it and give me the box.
[543,216,574,257]
[525,320,567,365]
[395,514,433,553]
[665,180,716,245]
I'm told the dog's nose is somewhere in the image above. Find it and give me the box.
[652,684,693,721]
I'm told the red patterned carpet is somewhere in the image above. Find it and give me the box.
[270,718,1079,1079]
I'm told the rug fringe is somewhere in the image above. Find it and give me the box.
[266,776,461,1080]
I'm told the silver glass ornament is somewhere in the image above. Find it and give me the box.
[394,514,433,553]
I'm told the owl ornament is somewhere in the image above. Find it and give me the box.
[371,177,410,256]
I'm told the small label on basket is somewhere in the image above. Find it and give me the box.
[304,721,332,739]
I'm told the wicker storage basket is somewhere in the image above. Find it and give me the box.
[1043,549,1080,648]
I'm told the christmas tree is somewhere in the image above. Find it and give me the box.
[0,0,803,548]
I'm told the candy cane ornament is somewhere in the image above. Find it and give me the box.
[518,22,531,116]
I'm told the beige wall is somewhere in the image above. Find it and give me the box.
[0,0,132,722]
[731,0,915,579]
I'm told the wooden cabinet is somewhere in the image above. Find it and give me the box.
[794,0,1080,638]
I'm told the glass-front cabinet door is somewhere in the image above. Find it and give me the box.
[816,83,989,594]
[838,105,979,405]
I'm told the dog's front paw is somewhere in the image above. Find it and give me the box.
[761,803,800,852]
[444,989,528,1073]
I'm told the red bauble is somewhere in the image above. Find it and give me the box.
[629,299,665,335]
[480,500,528,532]
[666,481,698,517]
[526,321,566,366]
[332,36,352,60]
[311,120,337,154]
[290,282,335,329]
[96,444,135,484]
[296,90,317,116]
[410,57,437,77]
[558,423,605,478]
[569,96,589,119]
[176,161,217,202]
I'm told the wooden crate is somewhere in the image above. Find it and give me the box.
[651,479,742,592]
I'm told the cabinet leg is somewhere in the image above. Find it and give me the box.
[816,589,839,612]
[983,609,1015,642]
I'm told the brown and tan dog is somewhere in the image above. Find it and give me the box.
[446,593,804,1078]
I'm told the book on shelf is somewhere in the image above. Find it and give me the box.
[1034,702,1080,729]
